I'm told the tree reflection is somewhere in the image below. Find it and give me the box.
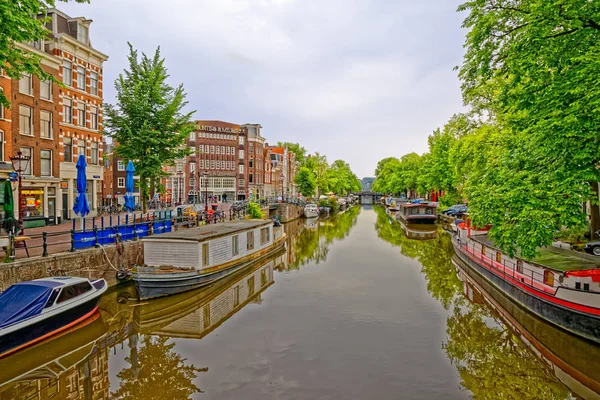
[112,335,207,400]
[373,206,461,309]
[444,301,571,399]
[288,206,361,269]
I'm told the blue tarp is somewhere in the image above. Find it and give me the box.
[73,155,90,217]
[124,161,136,212]
[0,281,62,328]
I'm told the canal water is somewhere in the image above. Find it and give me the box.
[1,206,599,399]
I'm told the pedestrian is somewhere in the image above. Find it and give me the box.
[223,193,227,203]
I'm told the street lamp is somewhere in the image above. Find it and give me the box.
[280,173,285,203]
[10,151,31,223]
[201,171,209,212]
[176,171,183,205]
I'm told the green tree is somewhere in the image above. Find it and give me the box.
[103,44,195,212]
[305,152,330,196]
[295,166,317,197]
[246,202,264,219]
[457,0,600,257]
[112,335,207,399]
[0,0,87,108]
[277,142,307,165]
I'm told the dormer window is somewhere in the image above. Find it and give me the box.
[77,24,88,44]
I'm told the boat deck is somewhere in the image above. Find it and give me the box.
[143,219,272,242]
[471,234,600,272]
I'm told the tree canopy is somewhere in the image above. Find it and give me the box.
[0,0,88,108]
[103,44,195,212]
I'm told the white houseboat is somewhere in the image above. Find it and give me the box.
[133,220,285,299]
[304,203,319,218]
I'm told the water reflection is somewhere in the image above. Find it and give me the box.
[374,205,599,399]
[283,206,361,270]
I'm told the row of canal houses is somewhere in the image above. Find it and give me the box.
[0,8,108,227]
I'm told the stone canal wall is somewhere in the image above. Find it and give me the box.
[276,203,303,222]
[0,240,143,291]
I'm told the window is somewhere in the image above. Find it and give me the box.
[64,137,73,162]
[247,231,254,250]
[44,288,61,309]
[221,160,225,169]
[118,177,125,188]
[20,147,32,175]
[232,235,239,256]
[221,146,225,154]
[90,71,98,95]
[239,178,245,187]
[203,304,211,329]
[216,160,220,169]
[176,163,183,173]
[199,145,204,153]
[495,252,502,263]
[226,147,230,155]
[216,146,220,154]
[78,140,85,159]
[40,79,51,100]
[41,150,52,176]
[190,162,196,173]
[63,98,73,124]
[89,106,98,130]
[57,282,92,304]
[248,276,255,297]
[239,136,244,145]
[19,73,32,95]
[239,164,244,173]
[249,173,253,183]
[250,143,254,154]
[226,161,230,170]
[63,60,72,86]
[543,270,554,286]
[249,159,254,168]
[117,160,125,171]
[261,268,268,286]
[239,150,245,159]
[584,283,590,291]
[199,160,204,169]
[233,286,240,307]
[260,227,270,244]
[77,102,86,126]
[19,106,33,136]
[576,282,581,290]
[40,111,52,138]
[210,160,215,169]
[190,147,196,156]
[76,66,85,89]
[78,24,88,44]
[0,131,4,161]
[0,99,3,119]
[202,243,209,266]
[210,145,215,154]
[481,246,485,255]
[91,142,98,165]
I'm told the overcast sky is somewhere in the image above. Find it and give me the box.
[61,0,467,178]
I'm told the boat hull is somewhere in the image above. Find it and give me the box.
[453,240,600,343]
[134,240,285,300]
[0,295,102,358]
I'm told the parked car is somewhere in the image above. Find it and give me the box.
[584,241,600,256]
[442,204,469,217]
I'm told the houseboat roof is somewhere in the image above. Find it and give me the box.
[143,220,272,243]
[400,202,437,208]
[472,234,600,272]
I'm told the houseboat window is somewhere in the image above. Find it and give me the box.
[248,276,255,296]
[260,227,270,245]
[261,269,268,286]
[56,282,92,304]
[576,282,581,290]
[203,304,211,329]
[495,252,502,263]
[247,231,254,250]
[233,286,240,307]
[481,246,486,255]
[202,243,209,267]
[44,288,61,308]
[543,270,554,286]
[584,283,590,291]
[232,235,239,256]
[517,260,523,273]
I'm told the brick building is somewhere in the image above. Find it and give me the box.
[243,123,265,200]
[102,142,140,207]
[42,9,109,219]
[0,42,63,226]
[266,146,297,200]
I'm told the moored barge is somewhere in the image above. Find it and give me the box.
[133,220,285,300]
[396,202,437,224]
[453,224,600,343]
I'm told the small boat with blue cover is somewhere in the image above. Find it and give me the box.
[0,276,107,358]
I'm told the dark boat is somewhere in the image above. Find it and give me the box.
[0,276,107,358]
[453,224,600,343]
[396,201,437,224]
[453,255,600,398]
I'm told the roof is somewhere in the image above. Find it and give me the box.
[144,220,272,243]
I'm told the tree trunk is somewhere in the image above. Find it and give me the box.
[590,181,600,239]
[141,174,148,214]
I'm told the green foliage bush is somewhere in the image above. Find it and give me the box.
[318,198,339,213]
[554,227,587,244]
[246,202,265,219]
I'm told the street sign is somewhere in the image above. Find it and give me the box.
[8,172,18,182]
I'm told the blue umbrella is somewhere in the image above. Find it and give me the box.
[73,155,90,217]
[124,160,136,212]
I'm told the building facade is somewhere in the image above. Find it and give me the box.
[266,146,297,201]
[102,142,140,207]
[243,124,265,201]
[43,9,109,219]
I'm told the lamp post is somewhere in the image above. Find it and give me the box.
[202,171,209,212]
[280,173,285,203]
[176,171,183,205]
[10,151,31,223]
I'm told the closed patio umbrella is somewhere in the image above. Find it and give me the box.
[124,161,136,212]
[73,155,90,218]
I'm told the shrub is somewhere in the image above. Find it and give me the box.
[246,202,265,219]
[554,227,587,244]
